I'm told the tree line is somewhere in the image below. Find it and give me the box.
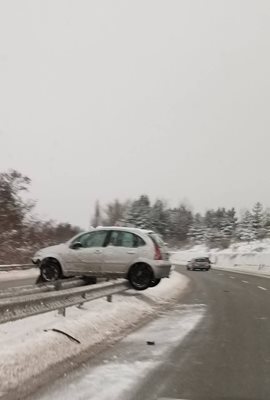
[0,170,80,263]
[92,196,270,248]
[1,168,269,263]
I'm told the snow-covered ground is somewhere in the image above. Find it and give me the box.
[0,268,38,282]
[29,303,205,400]
[0,271,189,397]
[171,239,270,277]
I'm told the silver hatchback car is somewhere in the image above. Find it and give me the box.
[32,226,171,290]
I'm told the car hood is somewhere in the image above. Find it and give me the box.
[34,243,67,257]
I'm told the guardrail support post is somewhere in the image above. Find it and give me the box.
[55,280,62,290]
[107,294,112,302]
[58,307,66,317]
[77,292,87,309]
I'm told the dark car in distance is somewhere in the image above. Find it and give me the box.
[186,257,211,271]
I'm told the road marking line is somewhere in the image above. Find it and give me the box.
[242,280,249,283]
[230,276,235,279]
[218,273,223,276]
[258,286,268,291]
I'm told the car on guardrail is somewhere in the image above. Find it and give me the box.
[32,227,171,290]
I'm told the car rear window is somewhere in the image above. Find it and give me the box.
[148,233,165,247]
[195,258,210,262]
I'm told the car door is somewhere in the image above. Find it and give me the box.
[67,230,109,275]
[103,230,142,275]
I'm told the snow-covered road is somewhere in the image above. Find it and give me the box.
[29,303,205,400]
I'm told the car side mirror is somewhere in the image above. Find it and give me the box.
[71,242,82,250]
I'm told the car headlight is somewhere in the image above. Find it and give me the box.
[32,251,42,264]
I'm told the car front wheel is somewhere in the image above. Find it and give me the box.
[128,263,153,291]
[38,258,62,283]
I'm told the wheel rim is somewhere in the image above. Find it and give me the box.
[131,265,152,288]
[42,263,59,281]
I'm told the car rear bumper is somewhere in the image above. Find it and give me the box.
[152,261,172,278]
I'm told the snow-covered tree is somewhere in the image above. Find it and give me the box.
[102,199,129,226]
[149,199,169,237]
[263,208,270,238]
[188,213,205,243]
[167,204,193,243]
[125,195,151,229]
[221,208,237,240]
[236,210,255,242]
[91,201,102,228]
[251,202,266,239]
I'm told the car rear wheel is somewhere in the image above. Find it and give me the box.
[128,263,153,291]
[149,278,161,287]
[38,259,62,283]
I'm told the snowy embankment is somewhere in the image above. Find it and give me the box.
[171,239,270,278]
[0,268,38,282]
[0,271,188,398]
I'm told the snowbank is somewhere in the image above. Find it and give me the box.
[0,271,188,397]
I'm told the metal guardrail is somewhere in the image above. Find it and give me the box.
[0,264,33,271]
[0,279,130,325]
[0,277,86,300]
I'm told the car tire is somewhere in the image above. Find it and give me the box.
[128,263,153,291]
[38,258,62,283]
[36,274,44,284]
[149,278,161,288]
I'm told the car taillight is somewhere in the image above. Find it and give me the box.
[154,244,163,260]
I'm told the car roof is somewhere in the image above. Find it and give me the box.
[94,226,153,235]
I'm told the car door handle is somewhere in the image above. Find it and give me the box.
[127,251,135,254]
[95,250,102,254]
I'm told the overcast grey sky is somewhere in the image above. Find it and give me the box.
[0,0,270,228]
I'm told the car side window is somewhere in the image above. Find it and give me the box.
[74,231,108,248]
[135,235,145,247]
[108,231,145,248]
[121,232,136,247]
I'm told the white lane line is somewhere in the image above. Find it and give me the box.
[230,276,235,279]
[218,273,223,276]
[258,286,268,291]
[242,280,249,284]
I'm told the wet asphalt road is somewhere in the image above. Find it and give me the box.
[131,268,270,400]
